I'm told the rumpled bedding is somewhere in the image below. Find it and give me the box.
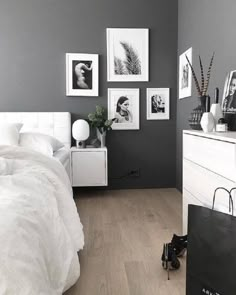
[0,145,84,295]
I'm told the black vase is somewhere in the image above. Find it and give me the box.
[188,96,207,130]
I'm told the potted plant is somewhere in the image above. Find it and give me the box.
[88,105,114,147]
[185,52,215,129]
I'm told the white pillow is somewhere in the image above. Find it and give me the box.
[19,132,64,157]
[0,123,23,146]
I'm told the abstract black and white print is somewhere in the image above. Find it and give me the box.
[181,63,189,89]
[107,29,149,81]
[72,60,93,90]
[66,53,98,96]
[147,88,170,120]
[179,47,192,99]
[151,95,165,113]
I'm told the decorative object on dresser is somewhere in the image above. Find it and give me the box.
[182,130,236,234]
[200,95,215,132]
[186,52,215,130]
[66,53,99,96]
[216,117,228,132]
[222,70,236,130]
[70,147,107,187]
[72,119,90,148]
[106,28,149,82]
[210,87,223,130]
[108,88,140,130]
[179,47,192,99]
[88,105,114,148]
[146,88,170,120]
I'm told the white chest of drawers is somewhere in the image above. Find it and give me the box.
[182,130,236,234]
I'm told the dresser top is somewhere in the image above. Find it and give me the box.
[183,130,236,144]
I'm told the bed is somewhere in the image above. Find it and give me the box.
[0,112,84,294]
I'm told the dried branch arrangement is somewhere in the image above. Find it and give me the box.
[185,52,215,97]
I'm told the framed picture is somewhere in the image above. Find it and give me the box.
[108,88,140,130]
[66,53,98,96]
[222,70,236,112]
[179,47,192,99]
[146,88,170,120]
[106,28,149,82]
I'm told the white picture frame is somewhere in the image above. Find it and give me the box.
[222,70,236,113]
[106,28,149,82]
[179,47,192,99]
[108,88,140,130]
[146,88,170,120]
[66,53,99,96]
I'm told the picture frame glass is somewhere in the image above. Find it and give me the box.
[222,70,236,130]
[107,28,149,82]
[179,47,192,99]
[66,53,98,96]
[108,88,140,130]
[146,88,170,120]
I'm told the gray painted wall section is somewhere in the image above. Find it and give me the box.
[0,0,178,189]
[177,0,236,191]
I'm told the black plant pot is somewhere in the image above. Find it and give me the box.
[188,96,207,130]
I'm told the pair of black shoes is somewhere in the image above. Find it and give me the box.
[161,234,187,280]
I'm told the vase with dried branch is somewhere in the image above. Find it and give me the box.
[186,52,215,130]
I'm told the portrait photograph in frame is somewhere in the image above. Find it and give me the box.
[222,70,236,130]
[106,28,149,82]
[179,47,192,99]
[66,53,99,96]
[108,88,140,130]
[146,88,170,120]
[222,70,236,112]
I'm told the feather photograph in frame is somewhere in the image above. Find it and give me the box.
[106,28,149,82]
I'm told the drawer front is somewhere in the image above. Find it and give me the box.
[72,151,107,186]
[183,189,204,235]
[183,134,236,181]
[183,159,236,214]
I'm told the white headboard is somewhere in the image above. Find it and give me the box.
[0,112,71,148]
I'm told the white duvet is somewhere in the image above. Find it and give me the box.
[0,145,84,295]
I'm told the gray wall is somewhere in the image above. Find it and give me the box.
[1,0,178,189]
[177,0,236,190]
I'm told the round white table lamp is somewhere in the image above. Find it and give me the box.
[72,119,90,148]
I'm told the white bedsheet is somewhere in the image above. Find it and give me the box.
[53,148,70,167]
[0,145,84,294]
[53,148,71,178]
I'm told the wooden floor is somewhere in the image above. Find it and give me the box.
[65,188,186,295]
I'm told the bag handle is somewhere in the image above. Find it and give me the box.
[212,187,234,216]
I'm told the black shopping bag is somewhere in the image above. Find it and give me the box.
[186,188,236,295]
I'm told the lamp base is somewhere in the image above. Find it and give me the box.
[76,140,86,149]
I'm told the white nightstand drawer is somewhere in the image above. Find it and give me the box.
[71,148,107,187]
[183,133,236,181]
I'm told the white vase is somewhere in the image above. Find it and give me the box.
[96,128,106,147]
[200,112,215,133]
[210,103,223,131]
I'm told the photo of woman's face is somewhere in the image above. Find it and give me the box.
[119,99,129,111]
[229,78,236,96]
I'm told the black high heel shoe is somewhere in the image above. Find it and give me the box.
[161,243,180,280]
[171,234,187,257]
